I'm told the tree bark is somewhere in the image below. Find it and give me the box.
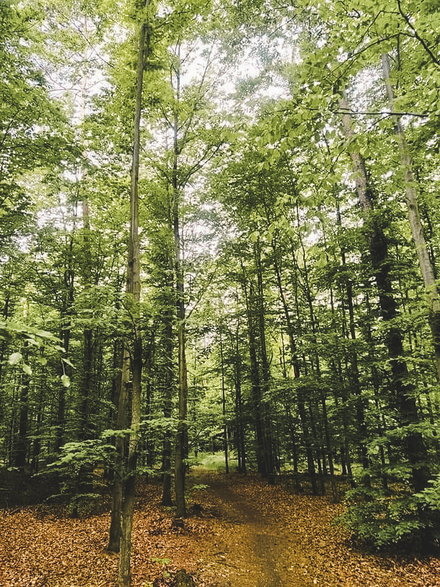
[54,263,74,454]
[231,319,246,473]
[381,53,440,383]
[241,267,266,477]
[161,300,174,506]
[271,242,318,494]
[335,199,369,480]
[79,199,94,440]
[254,240,276,480]
[13,346,30,469]
[218,327,229,473]
[172,51,189,519]
[340,95,430,492]
[109,5,149,584]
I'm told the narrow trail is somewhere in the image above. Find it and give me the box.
[189,470,312,586]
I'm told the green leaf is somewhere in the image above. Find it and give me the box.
[22,363,32,375]
[62,357,74,368]
[8,352,22,365]
[61,374,71,388]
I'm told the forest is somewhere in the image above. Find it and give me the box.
[0,0,439,585]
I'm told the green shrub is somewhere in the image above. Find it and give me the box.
[44,439,115,517]
[339,481,440,551]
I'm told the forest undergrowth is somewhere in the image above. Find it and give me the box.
[0,471,438,587]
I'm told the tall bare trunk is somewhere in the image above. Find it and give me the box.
[340,96,430,492]
[381,54,440,382]
[13,345,30,469]
[272,241,318,494]
[161,288,174,506]
[109,4,149,585]
[55,256,74,454]
[219,327,229,473]
[254,240,276,480]
[172,52,189,519]
[79,199,94,440]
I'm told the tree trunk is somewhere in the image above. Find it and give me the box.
[172,52,189,519]
[335,199,369,480]
[231,321,246,473]
[218,328,229,473]
[54,264,74,454]
[161,303,174,506]
[242,268,266,477]
[296,213,338,500]
[110,5,148,584]
[271,243,318,494]
[381,53,440,383]
[340,95,430,492]
[13,346,30,469]
[254,240,276,480]
[107,349,127,553]
[79,199,94,440]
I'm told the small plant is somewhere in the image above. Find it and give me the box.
[44,439,115,517]
[189,484,209,492]
[151,557,171,565]
[339,480,440,551]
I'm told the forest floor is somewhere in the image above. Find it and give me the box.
[0,469,439,586]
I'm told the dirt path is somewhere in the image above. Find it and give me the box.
[191,471,308,586]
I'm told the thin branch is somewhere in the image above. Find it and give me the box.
[179,45,215,145]
[336,109,430,118]
[179,143,223,186]
[330,33,401,75]
[396,0,440,66]
[185,263,218,323]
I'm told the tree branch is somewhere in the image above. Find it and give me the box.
[396,0,440,66]
[336,109,430,118]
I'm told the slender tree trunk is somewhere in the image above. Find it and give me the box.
[171,53,189,519]
[254,240,276,479]
[54,264,74,454]
[110,5,148,584]
[271,243,318,494]
[381,54,440,382]
[231,321,246,473]
[335,200,370,480]
[13,346,30,469]
[109,281,124,431]
[0,294,11,462]
[143,334,155,471]
[241,263,267,477]
[0,294,11,398]
[280,333,301,488]
[340,96,430,492]
[161,302,174,506]
[174,306,188,518]
[296,213,338,500]
[219,328,229,473]
[79,199,94,440]
[107,350,127,553]
[31,368,45,474]
[8,377,19,466]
